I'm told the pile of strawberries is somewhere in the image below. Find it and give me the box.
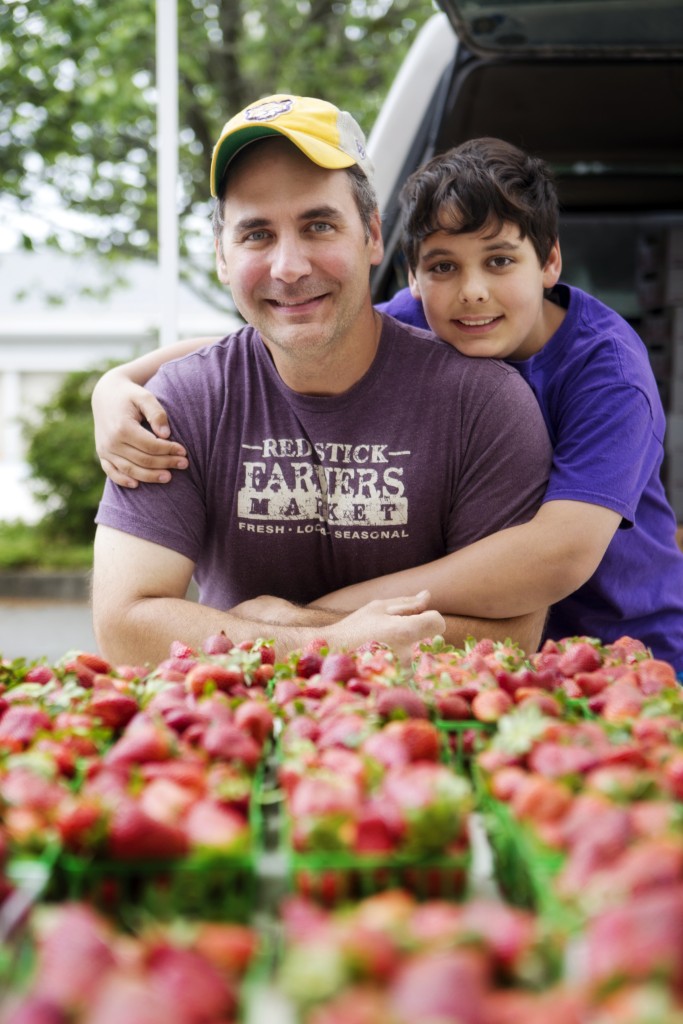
[0,629,682,1021]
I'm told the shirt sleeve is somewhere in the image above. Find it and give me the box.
[542,381,660,525]
[95,368,209,562]
[445,368,553,552]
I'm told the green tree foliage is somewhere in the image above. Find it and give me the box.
[22,364,113,544]
[0,0,436,304]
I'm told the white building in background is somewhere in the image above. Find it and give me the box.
[0,249,237,522]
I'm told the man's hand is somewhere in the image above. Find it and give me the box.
[329,591,445,664]
[92,368,188,488]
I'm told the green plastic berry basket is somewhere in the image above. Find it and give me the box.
[51,780,268,926]
[476,795,582,933]
[435,719,497,771]
[285,845,471,907]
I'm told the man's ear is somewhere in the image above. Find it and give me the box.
[215,239,230,286]
[542,239,562,289]
[408,268,422,300]
[368,208,384,266]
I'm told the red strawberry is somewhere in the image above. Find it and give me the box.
[169,640,195,659]
[387,719,441,762]
[107,800,189,860]
[103,717,175,767]
[320,653,357,683]
[185,662,245,696]
[23,664,56,685]
[0,704,52,750]
[201,721,262,770]
[55,797,108,852]
[471,688,513,722]
[556,640,603,677]
[184,799,249,852]
[434,692,471,721]
[146,943,237,1022]
[296,652,324,677]
[636,658,678,694]
[233,699,274,745]
[194,921,258,975]
[388,947,488,1024]
[376,686,429,720]
[202,631,234,655]
[87,690,139,730]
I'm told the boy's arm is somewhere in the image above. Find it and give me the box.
[92,526,446,667]
[92,337,220,488]
[311,499,621,619]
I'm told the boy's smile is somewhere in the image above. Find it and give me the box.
[411,221,564,361]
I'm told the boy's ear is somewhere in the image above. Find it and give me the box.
[408,269,422,300]
[542,239,562,289]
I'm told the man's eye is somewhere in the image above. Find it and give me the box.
[245,230,269,242]
[309,221,333,233]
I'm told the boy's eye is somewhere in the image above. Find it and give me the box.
[489,255,513,268]
[431,261,456,274]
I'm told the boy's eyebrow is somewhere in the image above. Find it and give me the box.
[231,205,343,237]
[419,237,521,261]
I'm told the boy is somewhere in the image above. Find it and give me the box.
[92,137,683,670]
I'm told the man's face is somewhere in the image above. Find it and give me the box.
[411,220,562,362]
[215,139,383,386]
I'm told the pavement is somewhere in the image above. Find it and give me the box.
[0,597,97,664]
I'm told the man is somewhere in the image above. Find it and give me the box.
[93,94,551,665]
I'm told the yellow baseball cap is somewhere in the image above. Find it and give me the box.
[210,94,375,197]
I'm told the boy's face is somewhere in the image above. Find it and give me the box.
[410,220,562,361]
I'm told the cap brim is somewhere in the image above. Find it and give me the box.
[210,125,355,197]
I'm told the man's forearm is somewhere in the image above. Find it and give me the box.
[94,592,447,668]
[95,594,344,667]
[440,609,547,655]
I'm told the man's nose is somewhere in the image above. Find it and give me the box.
[270,234,311,282]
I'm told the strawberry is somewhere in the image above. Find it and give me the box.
[233,698,274,745]
[0,704,52,750]
[185,662,245,696]
[471,688,513,722]
[107,799,189,860]
[379,762,472,855]
[388,947,488,1024]
[103,717,175,767]
[83,973,178,1024]
[201,721,262,770]
[434,692,471,721]
[320,653,357,683]
[193,921,259,975]
[387,719,441,762]
[202,630,234,655]
[375,686,428,720]
[55,796,108,853]
[87,689,139,730]
[184,798,249,852]
[145,943,237,1022]
[556,640,603,677]
[169,640,195,659]
[636,658,679,694]
[23,664,56,685]
[296,652,324,678]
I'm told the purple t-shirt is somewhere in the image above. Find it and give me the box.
[381,285,683,670]
[96,316,551,611]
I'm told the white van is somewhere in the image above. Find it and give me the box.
[367,0,683,518]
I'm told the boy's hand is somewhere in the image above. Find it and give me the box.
[92,370,188,488]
